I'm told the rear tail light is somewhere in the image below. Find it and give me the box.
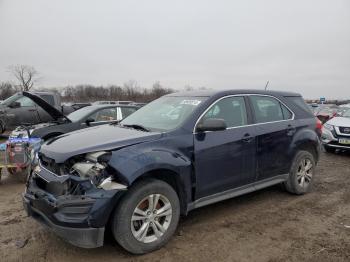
[316,118,323,137]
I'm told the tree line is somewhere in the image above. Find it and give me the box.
[0,81,176,102]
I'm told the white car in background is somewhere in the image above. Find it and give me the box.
[322,108,350,152]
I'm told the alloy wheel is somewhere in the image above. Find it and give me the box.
[130,194,172,243]
[296,158,313,188]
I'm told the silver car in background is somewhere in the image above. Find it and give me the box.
[322,108,350,152]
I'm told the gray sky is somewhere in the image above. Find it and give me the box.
[0,0,349,99]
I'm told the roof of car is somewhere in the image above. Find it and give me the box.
[167,89,301,97]
[87,104,138,109]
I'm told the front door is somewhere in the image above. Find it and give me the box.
[194,96,256,199]
[7,96,39,128]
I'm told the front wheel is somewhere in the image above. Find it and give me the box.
[284,150,316,195]
[111,178,180,254]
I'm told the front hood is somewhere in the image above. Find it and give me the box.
[40,124,162,163]
[23,92,70,122]
[326,117,350,127]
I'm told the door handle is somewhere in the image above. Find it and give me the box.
[286,125,296,136]
[242,133,254,143]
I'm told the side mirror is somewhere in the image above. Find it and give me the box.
[9,101,20,108]
[196,118,227,132]
[85,118,95,126]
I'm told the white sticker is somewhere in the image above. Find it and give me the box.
[180,100,202,106]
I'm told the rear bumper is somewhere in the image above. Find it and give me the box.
[23,195,104,248]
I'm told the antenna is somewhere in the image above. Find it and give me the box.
[264,80,269,90]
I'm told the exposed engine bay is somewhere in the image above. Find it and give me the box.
[35,150,127,197]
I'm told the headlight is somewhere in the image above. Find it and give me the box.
[70,151,110,185]
[323,123,334,131]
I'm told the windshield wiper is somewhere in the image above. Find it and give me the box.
[122,124,150,132]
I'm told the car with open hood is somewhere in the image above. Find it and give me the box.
[0,91,75,133]
[10,99,138,141]
[23,90,321,254]
[321,108,350,152]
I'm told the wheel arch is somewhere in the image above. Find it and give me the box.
[132,168,189,215]
[291,129,320,163]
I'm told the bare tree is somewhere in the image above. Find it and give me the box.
[9,65,39,91]
[0,82,17,99]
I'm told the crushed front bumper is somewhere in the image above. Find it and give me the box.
[23,196,104,248]
[22,167,124,248]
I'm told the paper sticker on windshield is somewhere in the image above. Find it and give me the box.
[180,100,202,106]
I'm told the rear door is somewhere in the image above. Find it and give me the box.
[249,95,295,181]
[194,96,256,199]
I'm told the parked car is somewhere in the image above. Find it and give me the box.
[71,103,92,111]
[321,108,350,152]
[0,91,75,133]
[10,98,138,141]
[336,106,350,117]
[315,105,338,123]
[93,101,134,105]
[23,90,321,254]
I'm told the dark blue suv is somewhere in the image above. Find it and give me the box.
[23,90,321,254]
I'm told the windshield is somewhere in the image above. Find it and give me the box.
[67,106,97,122]
[120,96,207,132]
[2,93,21,106]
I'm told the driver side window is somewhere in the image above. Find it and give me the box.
[89,108,118,122]
[201,96,248,128]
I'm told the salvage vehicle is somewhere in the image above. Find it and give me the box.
[10,94,138,141]
[321,108,350,152]
[0,91,75,133]
[23,90,321,254]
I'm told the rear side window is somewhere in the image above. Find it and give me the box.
[201,96,247,128]
[250,96,293,123]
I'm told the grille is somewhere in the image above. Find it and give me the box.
[339,127,350,134]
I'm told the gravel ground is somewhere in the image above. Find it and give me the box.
[0,151,349,262]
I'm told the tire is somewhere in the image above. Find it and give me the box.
[111,178,180,254]
[284,150,316,195]
[324,145,336,153]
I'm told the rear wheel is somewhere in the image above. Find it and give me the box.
[111,178,180,254]
[284,150,315,195]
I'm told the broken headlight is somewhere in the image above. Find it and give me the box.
[70,151,127,190]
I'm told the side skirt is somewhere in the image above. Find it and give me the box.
[187,174,289,212]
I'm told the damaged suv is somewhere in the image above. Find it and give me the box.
[23,90,320,254]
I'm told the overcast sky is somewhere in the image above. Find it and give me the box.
[0,0,349,99]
